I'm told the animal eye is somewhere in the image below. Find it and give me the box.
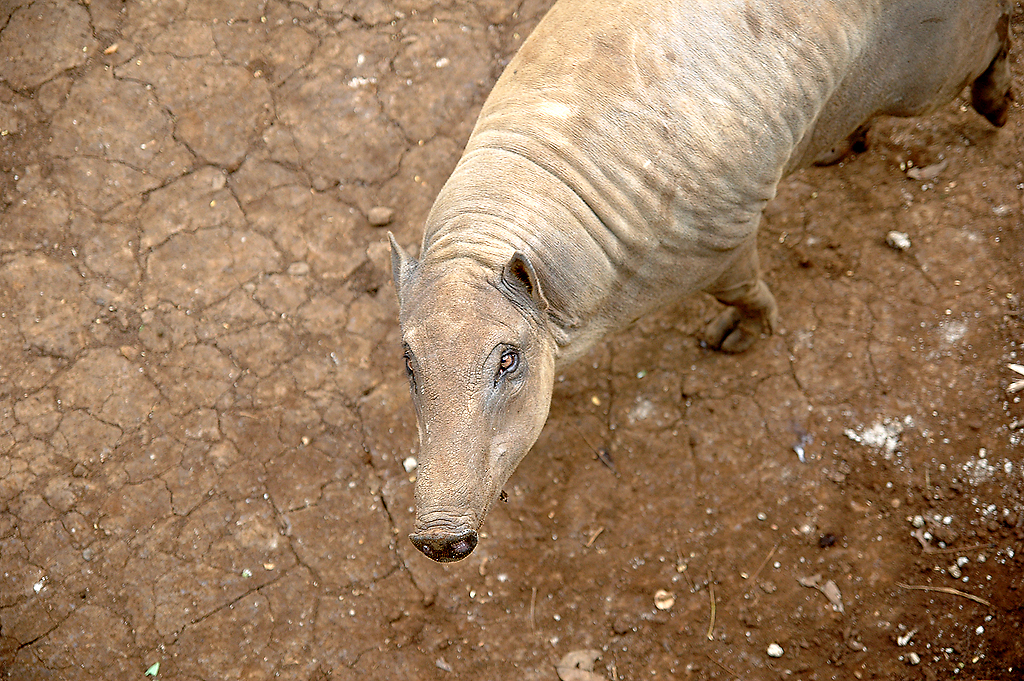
[498,348,520,376]
[403,352,414,376]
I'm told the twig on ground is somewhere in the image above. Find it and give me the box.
[897,582,991,607]
[530,586,537,631]
[745,542,780,585]
[573,424,617,473]
[705,653,741,679]
[913,534,995,555]
[706,569,716,641]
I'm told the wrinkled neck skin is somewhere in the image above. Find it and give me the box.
[421,154,610,368]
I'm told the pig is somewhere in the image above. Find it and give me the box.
[389,0,1013,562]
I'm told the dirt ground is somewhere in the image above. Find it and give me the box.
[0,1,1022,679]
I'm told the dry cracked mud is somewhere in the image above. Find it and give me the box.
[1,1,1023,680]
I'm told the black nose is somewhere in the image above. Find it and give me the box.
[410,531,478,563]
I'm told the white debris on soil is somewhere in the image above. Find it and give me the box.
[556,650,605,681]
[793,430,813,463]
[906,158,948,181]
[896,629,916,646]
[627,397,655,423]
[767,643,784,658]
[844,416,911,458]
[937,318,968,346]
[961,449,999,485]
[885,230,912,251]
[1007,363,1024,394]
[654,589,675,610]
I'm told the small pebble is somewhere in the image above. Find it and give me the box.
[368,206,395,226]
[767,643,784,658]
[403,456,418,472]
[287,261,310,276]
[886,231,911,251]
[654,589,675,611]
[908,652,921,665]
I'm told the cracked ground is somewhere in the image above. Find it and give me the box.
[1,1,1023,679]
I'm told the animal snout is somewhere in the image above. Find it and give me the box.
[410,530,479,563]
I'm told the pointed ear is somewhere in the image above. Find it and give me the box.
[388,232,418,308]
[502,251,549,312]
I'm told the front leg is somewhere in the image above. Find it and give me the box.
[702,239,778,353]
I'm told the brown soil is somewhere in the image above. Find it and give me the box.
[1,1,1022,680]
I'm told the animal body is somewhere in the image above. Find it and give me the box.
[389,0,1013,563]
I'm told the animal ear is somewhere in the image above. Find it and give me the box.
[502,251,549,312]
[388,232,419,308]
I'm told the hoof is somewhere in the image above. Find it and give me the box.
[703,302,776,354]
[703,307,758,353]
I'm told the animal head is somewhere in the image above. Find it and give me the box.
[389,234,558,562]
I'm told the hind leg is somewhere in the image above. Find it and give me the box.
[971,13,1013,127]
[702,239,778,353]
